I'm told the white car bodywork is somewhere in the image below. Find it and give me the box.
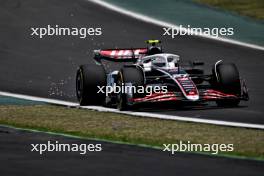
[137,53,180,71]
[137,53,199,101]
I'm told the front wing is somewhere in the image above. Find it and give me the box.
[129,89,248,104]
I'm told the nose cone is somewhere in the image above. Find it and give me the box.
[186,94,199,101]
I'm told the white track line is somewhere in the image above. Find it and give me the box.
[89,0,264,51]
[0,91,263,130]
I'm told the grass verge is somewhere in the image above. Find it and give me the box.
[194,0,264,20]
[0,105,263,159]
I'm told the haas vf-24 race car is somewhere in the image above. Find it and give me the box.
[76,40,249,110]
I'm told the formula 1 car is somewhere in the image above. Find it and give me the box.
[76,40,249,110]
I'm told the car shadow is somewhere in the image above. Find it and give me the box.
[131,101,248,112]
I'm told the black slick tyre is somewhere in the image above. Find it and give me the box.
[76,64,106,105]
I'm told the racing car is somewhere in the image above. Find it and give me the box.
[76,40,249,110]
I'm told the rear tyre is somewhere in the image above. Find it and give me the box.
[213,63,241,107]
[76,64,106,106]
[116,66,144,110]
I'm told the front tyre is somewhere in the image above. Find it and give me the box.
[213,62,241,107]
[76,64,106,106]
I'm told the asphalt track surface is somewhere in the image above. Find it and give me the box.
[0,1,264,175]
[0,126,263,176]
[0,0,264,125]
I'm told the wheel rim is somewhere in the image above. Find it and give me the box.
[76,69,83,101]
[117,72,125,110]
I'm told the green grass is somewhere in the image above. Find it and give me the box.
[195,0,264,20]
[0,105,263,159]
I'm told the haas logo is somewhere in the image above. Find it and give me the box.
[100,49,147,59]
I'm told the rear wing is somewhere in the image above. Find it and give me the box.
[94,48,148,62]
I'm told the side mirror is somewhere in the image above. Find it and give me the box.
[143,62,152,71]
[192,61,204,66]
